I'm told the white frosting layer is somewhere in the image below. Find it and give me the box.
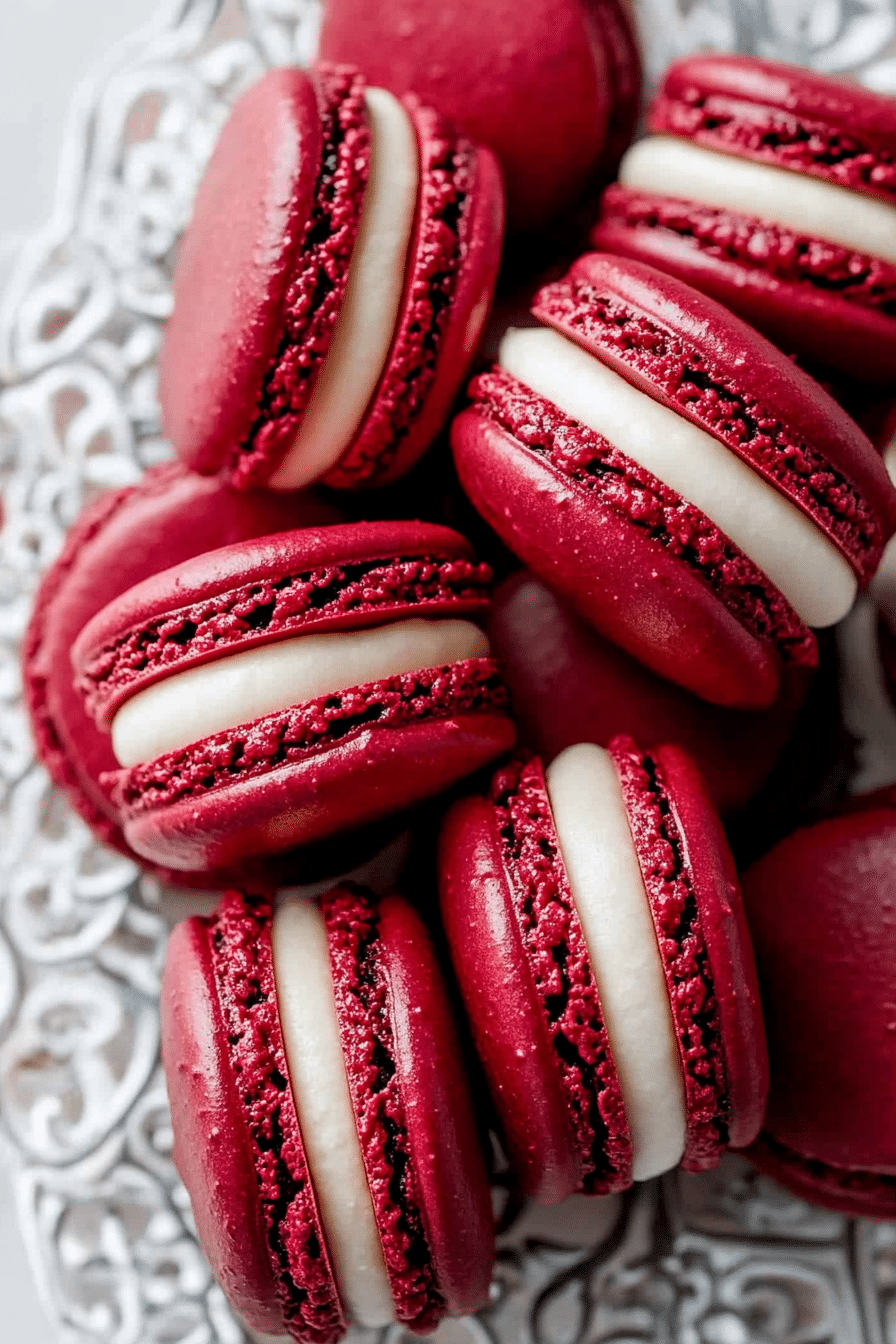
[272,896,395,1328]
[498,326,857,628]
[620,135,896,266]
[111,618,489,766]
[269,87,420,489]
[545,744,686,1181]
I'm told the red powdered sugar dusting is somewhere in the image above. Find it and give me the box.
[609,737,729,1172]
[650,85,896,202]
[534,273,883,577]
[79,553,492,723]
[598,184,896,311]
[490,756,633,1195]
[207,892,344,1342]
[110,659,508,813]
[322,886,444,1329]
[469,369,816,669]
[328,102,476,487]
[230,65,370,487]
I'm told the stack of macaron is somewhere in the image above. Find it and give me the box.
[20,13,896,1341]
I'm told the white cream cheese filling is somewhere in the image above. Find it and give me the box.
[269,87,421,490]
[498,325,857,628]
[545,743,686,1181]
[111,617,489,766]
[272,895,395,1328]
[619,135,896,266]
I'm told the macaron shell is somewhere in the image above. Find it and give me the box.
[533,252,896,579]
[648,743,768,1149]
[452,382,815,710]
[591,186,896,385]
[74,520,491,728]
[742,802,896,1176]
[372,894,494,1316]
[22,462,339,881]
[324,113,504,490]
[489,570,810,817]
[651,55,896,206]
[161,916,285,1335]
[582,0,641,178]
[438,794,588,1203]
[159,67,324,476]
[747,1133,896,1221]
[113,661,515,872]
[318,0,615,232]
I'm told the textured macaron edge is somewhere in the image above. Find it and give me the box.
[609,736,730,1172]
[582,0,641,177]
[108,658,509,817]
[649,54,896,205]
[461,368,816,670]
[533,252,896,579]
[321,886,444,1331]
[226,64,370,488]
[205,891,345,1343]
[77,546,492,730]
[323,101,493,489]
[748,1133,896,1220]
[487,755,634,1196]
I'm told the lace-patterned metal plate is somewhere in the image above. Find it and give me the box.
[2,1,896,1341]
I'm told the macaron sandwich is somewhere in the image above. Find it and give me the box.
[162,885,493,1340]
[439,740,768,1202]
[452,252,896,710]
[72,521,515,873]
[160,64,503,492]
[593,55,896,384]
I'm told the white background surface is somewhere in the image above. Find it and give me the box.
[0,5,162,1338]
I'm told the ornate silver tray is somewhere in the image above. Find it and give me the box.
[4,2,896,1340]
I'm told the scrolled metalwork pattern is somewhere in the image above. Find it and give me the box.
[2,0,896,1340]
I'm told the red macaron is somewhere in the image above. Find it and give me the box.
[592,56,896,384]
[22,463,338,880]
[162,885,494,1340]
[490,569,811,817]
[318,0,641,234]
[742,792,896,1218]
[72,520,515,873]
[439,740,768,1203]
[452,252,896,711]
[160,64,503,492]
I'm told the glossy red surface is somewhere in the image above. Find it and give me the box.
[318,0,636,231]
[489,571,810,817]
[22,462,338,881]
[743,797,896,1180]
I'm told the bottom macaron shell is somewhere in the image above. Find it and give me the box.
[592,188,896,386]
[162,916,286,1336]
[440,760,633,1204]
[452,387,814,710]
[114,661,515,871]
[748,1133,896,1221]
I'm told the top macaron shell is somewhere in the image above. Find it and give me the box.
[742,792,896,1218]
[453,253,896,710]
[73,520,515,871]
[318,0,640,232]
[593,56,896,382]
[21,462,340,882]
[161,64,503,492]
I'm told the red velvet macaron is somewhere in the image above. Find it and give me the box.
[742,792,896,1218]
[318,0,641,233]
[439,740,768,1203]
[72,520,515,873]
[593,56,896,384]
[490,569,810,817]
[161,64,503,493]
[162,885,494,1340]
[452,252,896,711]
[22,463,338,880]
